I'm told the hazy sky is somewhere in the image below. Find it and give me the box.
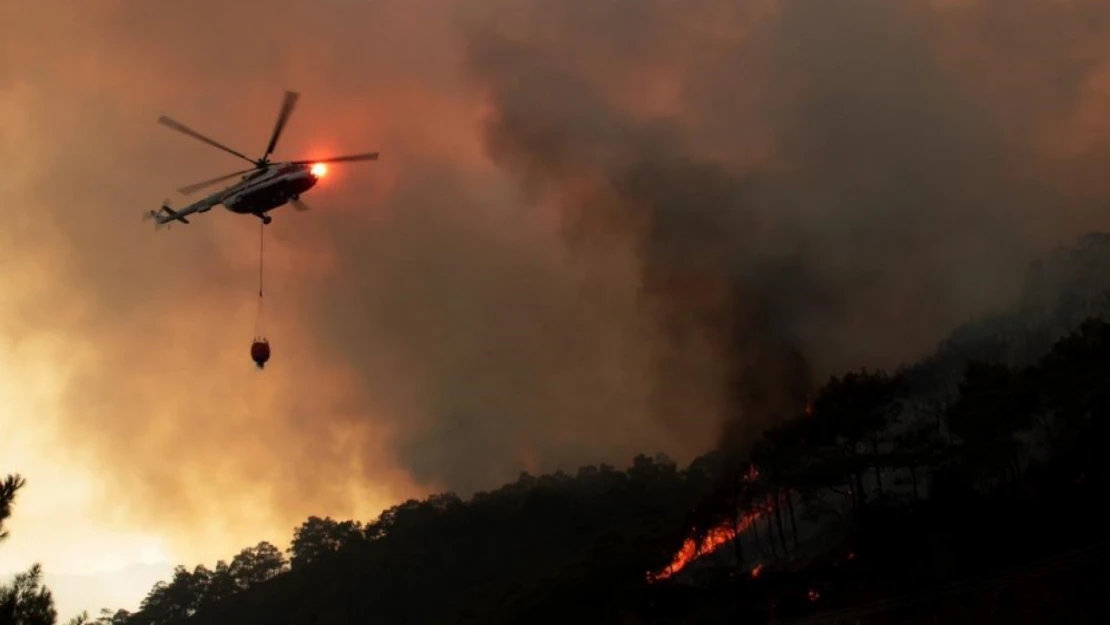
[3,0,1110,618]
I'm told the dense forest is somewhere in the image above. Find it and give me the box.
[6,233,1110,624]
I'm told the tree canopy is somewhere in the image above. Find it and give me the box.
[15,235,1110,625]
[76,316,1110,625]
[1,475,58,625]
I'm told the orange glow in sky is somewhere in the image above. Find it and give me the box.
[4,0,1110,622]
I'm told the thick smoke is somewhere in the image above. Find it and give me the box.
[455,0,1110,450]
[3,0,1110,571]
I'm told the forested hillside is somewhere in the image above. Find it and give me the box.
[905,232,1110,396]
[12,234,1110,625]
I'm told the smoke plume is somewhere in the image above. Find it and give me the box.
[3,0,1110,569]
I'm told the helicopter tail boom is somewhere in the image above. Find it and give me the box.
[143,203,190,229]
[159,205,190,224]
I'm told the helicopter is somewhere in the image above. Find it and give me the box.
[145,90,379,228]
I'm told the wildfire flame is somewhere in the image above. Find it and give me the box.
[646,512,763,582]
[647,463,770,583]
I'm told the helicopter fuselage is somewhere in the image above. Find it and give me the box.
[149,89,378,229]
[221,164,319,215]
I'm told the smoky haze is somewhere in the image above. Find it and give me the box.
[456,0,1110,448]
[3,0,1110,565]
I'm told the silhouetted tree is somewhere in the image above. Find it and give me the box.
[94,609,132,625]
[0,474,27,543]
[227,542,287,590]
[288,517,365,569]
[1,475,58,625]
[197,561,236,609]
[946,361,1036,483]
[1033,319,1110,471]
[0,563,56,625]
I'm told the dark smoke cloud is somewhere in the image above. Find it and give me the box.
[452,0,1110,450]
[3,0,1110,567]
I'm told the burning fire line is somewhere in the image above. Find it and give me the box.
[647,509,765,583]
[647,464,769,583]
[647,401,819,584]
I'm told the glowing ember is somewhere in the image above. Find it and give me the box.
[750,563,764,577]
[807,589,820,602]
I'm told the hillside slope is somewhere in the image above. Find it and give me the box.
[100,232,1110,625]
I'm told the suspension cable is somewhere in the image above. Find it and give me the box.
[255,220,265,337]
[259,220,265,298]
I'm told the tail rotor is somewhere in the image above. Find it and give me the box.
[143,200,175,230]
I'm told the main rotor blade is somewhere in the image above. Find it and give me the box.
[177,168,256,195]
[290,197,311,212]
[157,116,256,165]
[261,91,300,163]
[288,152,380,165]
